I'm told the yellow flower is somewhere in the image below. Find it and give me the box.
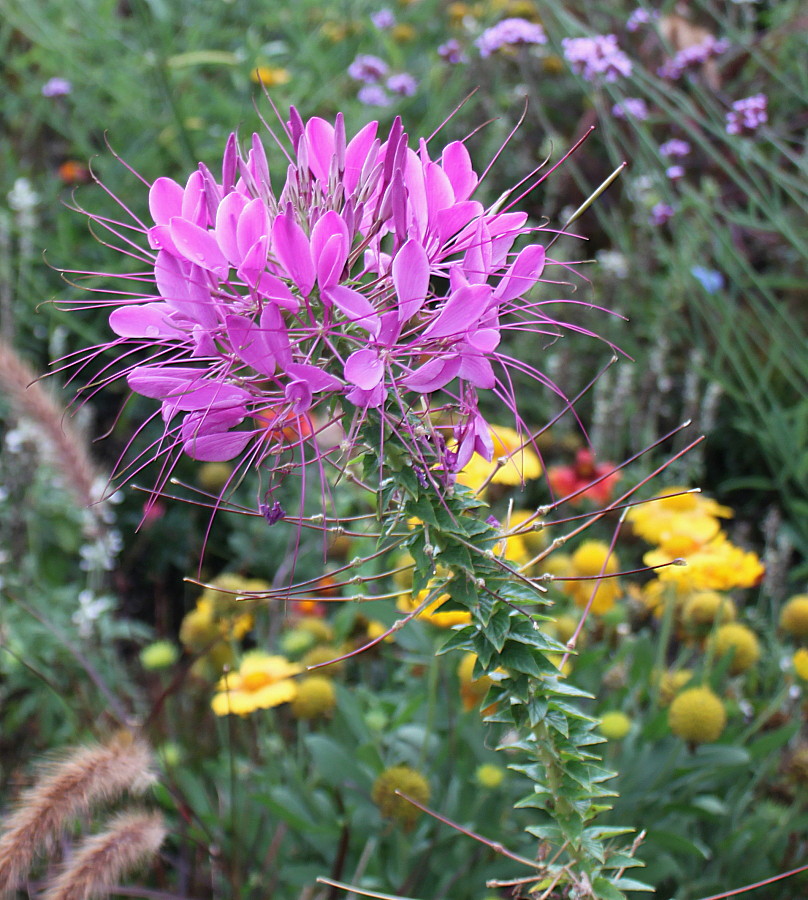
[372,766,430,827]
[179,604,220,653]
[507,509,546,555]
[392,23,416,41]
[250,66,291,86]
[455,425,542,492]
[139,641,179,670]
[397,589,471,628]
[291,676,336,719]
[793,649,808,681]
[197,462,233,491]
[646,533,764,592]
[457,652,493,710]
[780,595,808,638]
[712,623,760,674]
[211,653,302,716]
[656,669,693,706]
[627,486,732,545]
[668,686,726,743]
[557,541,621,615]
[475,763,506,788]
[681,591,736,630]
[599,711,632,740]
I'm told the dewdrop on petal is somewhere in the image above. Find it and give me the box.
[668,686,726,743]
[371,765,430,827]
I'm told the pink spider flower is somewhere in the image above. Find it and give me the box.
[60,107,611,512]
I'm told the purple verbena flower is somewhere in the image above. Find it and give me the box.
[42,77,72,97]
[659,139,691,158]
[371,8,396,29]
[562,35,632,82]
[626,8,659,32]
[358,85,392,107]
[63,107,601,516]
[649,202,675,225]
[666,165,685,180]
[725,94,768,136]
[476,18,547,58]
[438,39,467,64]
[348,54,389,84]
[612,97,649,120]
[657,36,729,79]
[386,73,418,97]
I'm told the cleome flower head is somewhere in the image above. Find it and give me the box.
[63,107,596,513]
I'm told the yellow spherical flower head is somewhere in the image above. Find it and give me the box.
[793,649,808,681]
[211,653,302,716]
[291,676,337,720]
[197,461,233,491]
[139,640,179,671]
[198,573,259,640]
[372,766,430,828]
[475,763,506,789]
[655,669,694,706]
[397,589,471,628]
[682,591,736,633]
[599,711,632,741]
[712,622,760,675]
[179,603,220,653]
[627,486,733,545]
[455,425,541,492]
[296,616,334,645]
[668,686,726,743]
[780,595,808,638]
[562,541,621,615]
[301,644,346,674]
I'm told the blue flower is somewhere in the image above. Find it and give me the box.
[691,266,724,294]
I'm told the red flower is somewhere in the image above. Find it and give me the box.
[547,448,619,506]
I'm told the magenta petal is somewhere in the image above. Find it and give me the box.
[462,222,492,285]
[392,239,430,323]
[181,170,207,227]
[255,273,299,312]
[458,352,496,389]
[468,327,501,353]
[311,211,349,289]
[326,286,381,336]
[128,366,250,411]
[237,197,270,261]
[168,217,229,276]
[425,161,455,222]
[345,121,379,192]
[435,201,483,244]
[215,191,248,266]
[305,117,335,181]
[226,314,275,376]
[346,382,386,408]
[285,379,313,414]
[286,362,342,393]
[149,177,184,226]
[183,429,253,461]
[422,284,492,340]
[272,214,315,296]
[345,349,384,390]
[489,212,528,266]
[403,356,461,393]
[441,141,478,202]
[109,304,178,339]
[495,244,546,302]
[154,253,218,329]
[237,235,269,282]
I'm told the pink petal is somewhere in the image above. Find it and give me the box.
[462,221,492,285]
[149,177,184,226]
[441,142,478,202]
[403,356,461,393]
[236,197,270,261]
[286,363,341,394]
[468,327,501,353]
[181,170,208,227]
[154,252,218,329]
[326,285,381,336]
[237,235,270,282]
[494,244,546,302]
[345,349,384,390]
[215,191,249,266]
[109,303,178,339]
[345,121,379,192]
[346,382,386,408]
[168,217,229,276]
[226,314,275,376]
[260,304,293,369]
[435,201,483,244]
[311,211,349,289]
[255,273,300,312]
[272,214,315,296]
[392,239,430,323]
[458,352,495,389]
[304,117,335,181]
[422,284,492,340]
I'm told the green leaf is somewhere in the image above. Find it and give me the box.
[498,642,544,677]
[592,876,626,900]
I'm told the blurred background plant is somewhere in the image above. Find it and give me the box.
[1,0,806,897]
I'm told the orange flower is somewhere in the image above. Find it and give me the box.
[254,407,313,443]
[547,449,620,506]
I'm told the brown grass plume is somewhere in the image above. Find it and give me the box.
[0,734,156,896]
[42,811,165,900]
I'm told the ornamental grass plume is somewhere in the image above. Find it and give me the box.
[41,812,165,900]
[60,106,609,524]
[0,734,156,896]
